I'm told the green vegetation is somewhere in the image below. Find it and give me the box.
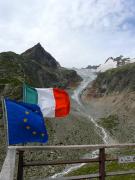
[94,63,135,94]
[98,115,119,135]
[67,160,135,180]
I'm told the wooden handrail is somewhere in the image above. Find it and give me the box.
[23,158,99,167]
[13,144,135,180]
[9,143,135,151]
[23,158,118,167]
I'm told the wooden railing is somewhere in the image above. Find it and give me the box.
[8,143,135,180]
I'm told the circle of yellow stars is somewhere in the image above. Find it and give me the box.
[23,111,45,138]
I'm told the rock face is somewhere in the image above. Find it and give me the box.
[0,43,82,100]
[22,43,60,68]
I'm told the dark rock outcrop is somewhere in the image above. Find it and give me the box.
[86,65,99,69]
[21,43,60,68]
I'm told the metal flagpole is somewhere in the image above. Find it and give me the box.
[1,96,9,148]
[1,96,5,127]
[22,83,26,146]
[23,83,26,102]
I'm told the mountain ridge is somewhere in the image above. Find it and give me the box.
[0,43,82,100]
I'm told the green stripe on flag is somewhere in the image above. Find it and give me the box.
[23,84,38,104]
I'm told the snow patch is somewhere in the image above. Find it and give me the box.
[97,58,117,72]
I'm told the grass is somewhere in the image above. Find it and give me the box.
[97,115,119,135]
[66,159,135,180]
[66,147,135,179]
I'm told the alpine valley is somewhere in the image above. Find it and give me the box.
[1,45,135,179]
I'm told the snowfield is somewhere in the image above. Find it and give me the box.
[97,57,135,73]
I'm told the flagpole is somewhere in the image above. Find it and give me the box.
[1,97,9,149]
[1,96,5,127]
[23,83,25,102]
[23,83,28,103]
[22,83,26,146]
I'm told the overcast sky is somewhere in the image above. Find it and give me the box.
[0,0,135,68]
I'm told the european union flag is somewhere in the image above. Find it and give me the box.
[5,99,48,145]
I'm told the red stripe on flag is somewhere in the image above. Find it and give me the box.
[53,88,70,117]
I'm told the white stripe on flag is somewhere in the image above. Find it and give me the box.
[0,148,16,180]
[36,88,56,117]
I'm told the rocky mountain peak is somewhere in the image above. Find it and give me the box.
[21,43,60,68]
[105,57,114,63]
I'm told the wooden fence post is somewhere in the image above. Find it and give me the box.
[99,148,105,180]
[17,151,24,180]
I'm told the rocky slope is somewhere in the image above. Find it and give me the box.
[82,62,135,143]
[88,62,135,96]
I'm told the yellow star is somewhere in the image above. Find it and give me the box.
[23,118,28,123]
[25,111,30,115]
[41,133,45,137]
[32,131,37,135]
[26,126,30,130]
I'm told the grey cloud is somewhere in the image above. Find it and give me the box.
[0,0,135,67]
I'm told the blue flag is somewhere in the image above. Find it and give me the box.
[5,99,48,145]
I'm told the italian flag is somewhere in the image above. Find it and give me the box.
[23,84,70,118]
